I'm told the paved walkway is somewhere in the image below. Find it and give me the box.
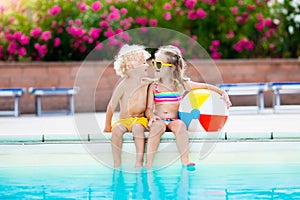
[1,110,300,167]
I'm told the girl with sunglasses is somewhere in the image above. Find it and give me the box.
[145,45,231,168]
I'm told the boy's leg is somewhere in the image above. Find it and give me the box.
[132,124,145,168]
[145,120,166,168]
[111,124,127,168]
[168,120,194,166]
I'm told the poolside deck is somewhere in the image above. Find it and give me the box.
[0,109,299,139]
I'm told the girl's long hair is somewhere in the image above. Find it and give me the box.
[156,45,190,92]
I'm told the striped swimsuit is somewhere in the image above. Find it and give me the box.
[153,84,182,124]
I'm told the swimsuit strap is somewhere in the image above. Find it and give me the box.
[154,84,159,93]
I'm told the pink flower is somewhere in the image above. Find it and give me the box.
[233,39,254,52]
[34,44,48,57]
[212,40,220,47]
[115,28,123,34]
[79,45,87,52]
[256,13,264,22]
[163,3,172,10]
[19,34,29,45]
[0,5,6,14]
[13,31,22,40]
[57,28,63,34]
[171,0,177,6]
[120,17,133,30]
[196,8,207,19]
[99,21,109,28]
[163,12,172,21]
[209,0,218,5]
[48,5,61,16]
[141,27,148,32]
[4,32,14,41]
[265,18,272,27]
[211,51,222,59]
[77,2,87,12]
[7,41,18,54]
[108,9,120,21]
[235,13,249,24]
[185,0,196,9]
[120,8,127,15]
[18,47,26,56]
[244,40,254,50]
[104,28,115,37]
[247,5,256,12]
[89,28,101,39]
[230,7,238,15]
[226,30,234,38]
[233,43,243,52]
[171,40,180,47]
[191,35,198,40]
[91,1,102,12]
[75,19,82,26]
[144,3,152,9]
[68,26,86,37]
[188,10,197,20]
[255,23,264,31]
[30,28,42,38]
[41,31,52,41]
[51,21,57,29]
[95,42,103,50]
[119,32,131,42]
[263,29,275,38]
[108,37,121,46]
[0,46,4,58]
[10,16,14,24]
[269,44,275,52]
[54,38,61,47]
[149,19,158,26]
[136,16,148,26]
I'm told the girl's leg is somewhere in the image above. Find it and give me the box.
[111,124,127,168]
[132,124,145,168]
[168,120,194,166]
[145,120,166,168]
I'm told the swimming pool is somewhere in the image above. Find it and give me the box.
[1,142,300,199]
[1,163,300,199]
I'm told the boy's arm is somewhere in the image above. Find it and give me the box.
[103,81,125,132]
[104,100,113,132]
[188,81,232,108]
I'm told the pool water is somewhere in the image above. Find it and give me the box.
[1,164,300,199]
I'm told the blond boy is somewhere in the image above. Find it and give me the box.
[104,44,151,168]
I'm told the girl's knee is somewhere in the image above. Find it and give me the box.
[170,120,187,133]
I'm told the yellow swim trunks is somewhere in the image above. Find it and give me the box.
[112,117,148,132]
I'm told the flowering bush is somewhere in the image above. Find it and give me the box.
[0,0,298,61]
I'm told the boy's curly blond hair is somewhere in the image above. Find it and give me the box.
[114,44,151,77]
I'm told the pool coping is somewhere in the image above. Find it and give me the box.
[1,131,300,144]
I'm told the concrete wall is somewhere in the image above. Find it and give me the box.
[0,59,299,114]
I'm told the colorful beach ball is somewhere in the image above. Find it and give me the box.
[178,89,229,132]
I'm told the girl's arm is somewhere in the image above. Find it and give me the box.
[188,81,232,108]
[145,83,161,127]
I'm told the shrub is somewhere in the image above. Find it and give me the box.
[0,0,298,61]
